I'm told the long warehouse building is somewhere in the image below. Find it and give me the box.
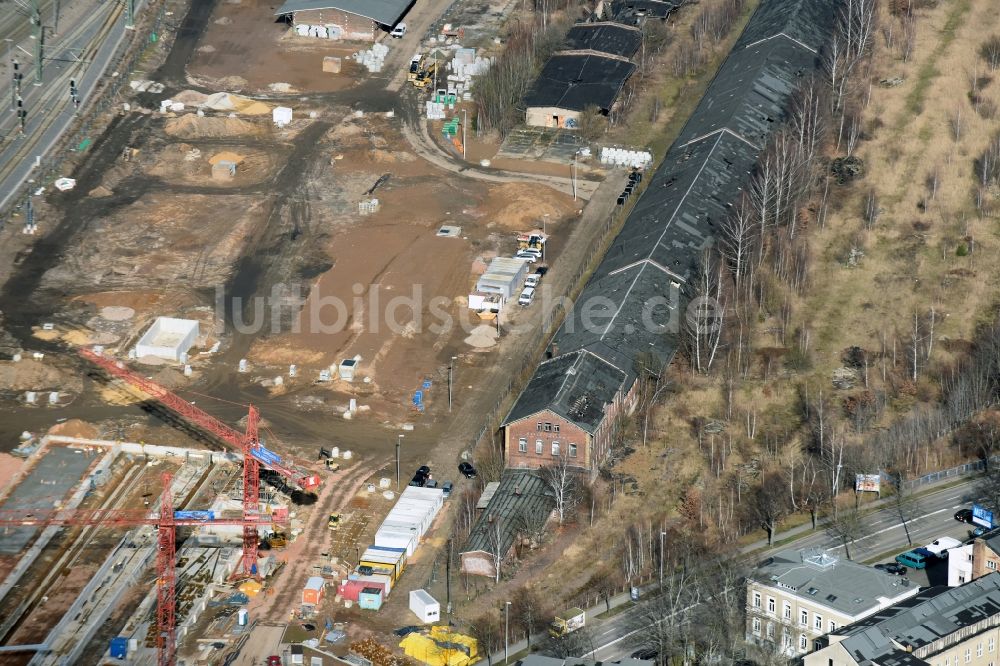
[501,0,839,472]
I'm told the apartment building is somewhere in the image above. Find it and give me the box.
[805,573,1000,666]
[746,550,921,657]
[950,534,1000,586]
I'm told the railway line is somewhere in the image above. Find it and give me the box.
[0,0,120,151]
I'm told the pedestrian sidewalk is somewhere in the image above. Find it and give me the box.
[471,467,979,666]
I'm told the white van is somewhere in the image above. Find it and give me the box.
[518,286,535,306]
[390,23,407,38]
[925,536,963,558]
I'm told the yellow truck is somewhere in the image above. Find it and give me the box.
[549,608,586,638]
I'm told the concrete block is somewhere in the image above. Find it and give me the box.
[323,56,342,73]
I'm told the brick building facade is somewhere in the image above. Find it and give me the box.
[501,350,635,473]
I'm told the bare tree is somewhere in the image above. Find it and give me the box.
[863,188,880,230]
[484,516,507,583]
[891,472,922,546]
[980,35,1000,71]
[468,612,503,666]
[685,250,726,375]
[511,586,550,649]
[748,472,792,545]
[719,200,758,296]
[541,454,580,526]
[827,503,865,559]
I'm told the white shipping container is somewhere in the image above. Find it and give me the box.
[409,589,441,623]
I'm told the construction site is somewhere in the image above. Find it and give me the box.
[0,0,667,661]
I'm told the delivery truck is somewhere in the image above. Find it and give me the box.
[549,608,585,638]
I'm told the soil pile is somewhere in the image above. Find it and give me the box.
[165,115,261,139]
[463,324,498,349]
[485,183,575,229]
[47,419,99,439]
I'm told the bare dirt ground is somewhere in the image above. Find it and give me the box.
[187,0,363,94]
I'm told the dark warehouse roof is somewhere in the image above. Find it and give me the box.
[609,0,684,21]
[502,350,627,432]
[524,53,637,113]
[564,22,643,59]
[462,471,554,557]
[827,574,1000,666]
[504,0,837,434]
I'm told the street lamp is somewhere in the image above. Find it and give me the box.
[504,600,512,665]
[396,434,404,490]
[659,530,666,586]
[448,356,457,412]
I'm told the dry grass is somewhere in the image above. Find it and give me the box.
[802,0,999,387]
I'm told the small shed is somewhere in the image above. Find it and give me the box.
[302,576,325,606]
[359,586,384,611]
[409,589,441,623]
[475,257,529,299]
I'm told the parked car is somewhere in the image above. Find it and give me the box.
[972,526,990,538]
[267,657,283,666]
[956,508,974,523]
[390,22,407,38]
[518,247,542,257]
[409,476,425,487]
[424,479,439,489]
[416,465,430,477]
[458,461,477,478]
[874,562,907,575]
[525,273,541,288]
[518,286,535,306]
[442,481,454,497]
[895,549,931,569]
[514,251,538,263]
[630,648,658,661]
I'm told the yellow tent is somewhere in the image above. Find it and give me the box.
[400,628,478,666]
[238,580,263,597]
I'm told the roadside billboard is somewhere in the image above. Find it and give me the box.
[974,504,994,529]
[855,474,881,493]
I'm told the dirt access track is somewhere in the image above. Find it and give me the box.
[0,0,588,470]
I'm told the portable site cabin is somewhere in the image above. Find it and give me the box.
[338,579,369,602]
[409,589,441,623]
[360,548,405,581]
[475,257,529,299]
[374,529,417,557]
[359,586,384,611]
[302,576,325,606]
[350,572,393,596]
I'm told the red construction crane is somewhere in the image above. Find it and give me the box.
[0,472,279,666]
[78,347,320,576]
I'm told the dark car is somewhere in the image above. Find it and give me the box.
[956,508,974,523]
[630,648,658,661]
[442,481,454,497]
[417,465,431,477]
[458,461,477,478]
[425,479,439,489]
[408,476,425,487]
[875,562,907,575]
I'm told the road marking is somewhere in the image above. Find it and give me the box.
[826,507,952,553]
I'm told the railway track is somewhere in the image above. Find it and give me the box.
[0,459,142,645]
[0,1,122,186]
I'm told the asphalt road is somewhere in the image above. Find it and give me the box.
[586,481,980,661]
